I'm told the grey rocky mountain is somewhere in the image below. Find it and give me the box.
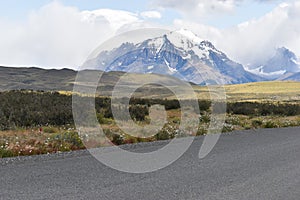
[83,29,264,85]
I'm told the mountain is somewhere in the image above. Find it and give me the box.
[282,72,300,81]
[83,29,264,85]
[246,47,300,79]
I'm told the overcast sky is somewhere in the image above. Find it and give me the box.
[0,0,298,69]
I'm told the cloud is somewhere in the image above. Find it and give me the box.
[173,1,300,66]
[0,2,145,69]
[152,0,237,20]
[81,9,141,30]
[1,0,299,70]
[140,11,162,19]
[221,1,300,66]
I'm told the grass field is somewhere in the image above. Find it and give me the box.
[223,81,300,101]
[67,80,300,102]
[192,81,300,101]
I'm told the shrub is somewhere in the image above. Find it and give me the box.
[129,105,149,121]
[50,131,84,150]
[43,127,56,133]
[197,127,207,136]
[0,149,14,158]
[225,115,243,126]
[200,114,210,123]
[198,100,211,112]
[227,101,300,116]
[252,119,263,128]
[111,134,124,145]
[222,124,234,133]
[263,121,278,128]
[156,130,171,140]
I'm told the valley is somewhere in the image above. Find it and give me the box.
[1,29,300,158]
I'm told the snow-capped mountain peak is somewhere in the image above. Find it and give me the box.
[247,47,300,79]
[163,29,207,51]
[83,29,264,84]
[175,29,203,44]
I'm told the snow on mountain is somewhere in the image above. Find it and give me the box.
[247,47,300,79]
[246,66,287,77]
[176,29,203,44]
[83,30,264,85]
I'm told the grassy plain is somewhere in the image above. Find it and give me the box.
[1,81,300,158]
[193,81,300,101]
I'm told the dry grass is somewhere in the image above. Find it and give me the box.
[194,81,300,101]
[59,81,300,102]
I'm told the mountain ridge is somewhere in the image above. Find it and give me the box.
[246,47,300,79]
[83,29,265,85]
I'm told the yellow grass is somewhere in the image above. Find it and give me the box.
[58,81,300,102]
[194,81,300,101]
[224,81,300,93]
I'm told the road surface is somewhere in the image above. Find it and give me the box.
[1,127,300,200]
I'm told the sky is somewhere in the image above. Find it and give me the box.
[0,0,299,69]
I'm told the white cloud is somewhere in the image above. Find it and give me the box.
[1,0,300,70]
[140,11,162,19]
[221,1,300,66]
[152,0,237,20]
[0,2,145,69]
[173,1,300,66]
[81,9,141,30]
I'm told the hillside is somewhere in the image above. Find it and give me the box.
[0,66,76,91]
[1,66,300,101]
[0,66,187,99]
[0,66,127,92]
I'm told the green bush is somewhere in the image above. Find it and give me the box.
[225,115,242,126]
[222,124,234,133]
[111,134,124,145]
[227,101,300,116]
[51,131,84,150]
[129,105,149,121]
[200,114,210,123]
[0,149,14,158]
[197,127,208,136]
[252,119,263,128]
[43,127,56,133]
[264,121,278,128]
[156,130,172,140]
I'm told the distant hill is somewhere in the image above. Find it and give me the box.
[0,66,76,91]
[0,66,130,91]
[0,66,186,98]
[1,66,300,102]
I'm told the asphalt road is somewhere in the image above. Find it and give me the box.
[1,127,300,200]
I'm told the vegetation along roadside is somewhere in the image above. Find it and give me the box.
[1,90,300,158]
